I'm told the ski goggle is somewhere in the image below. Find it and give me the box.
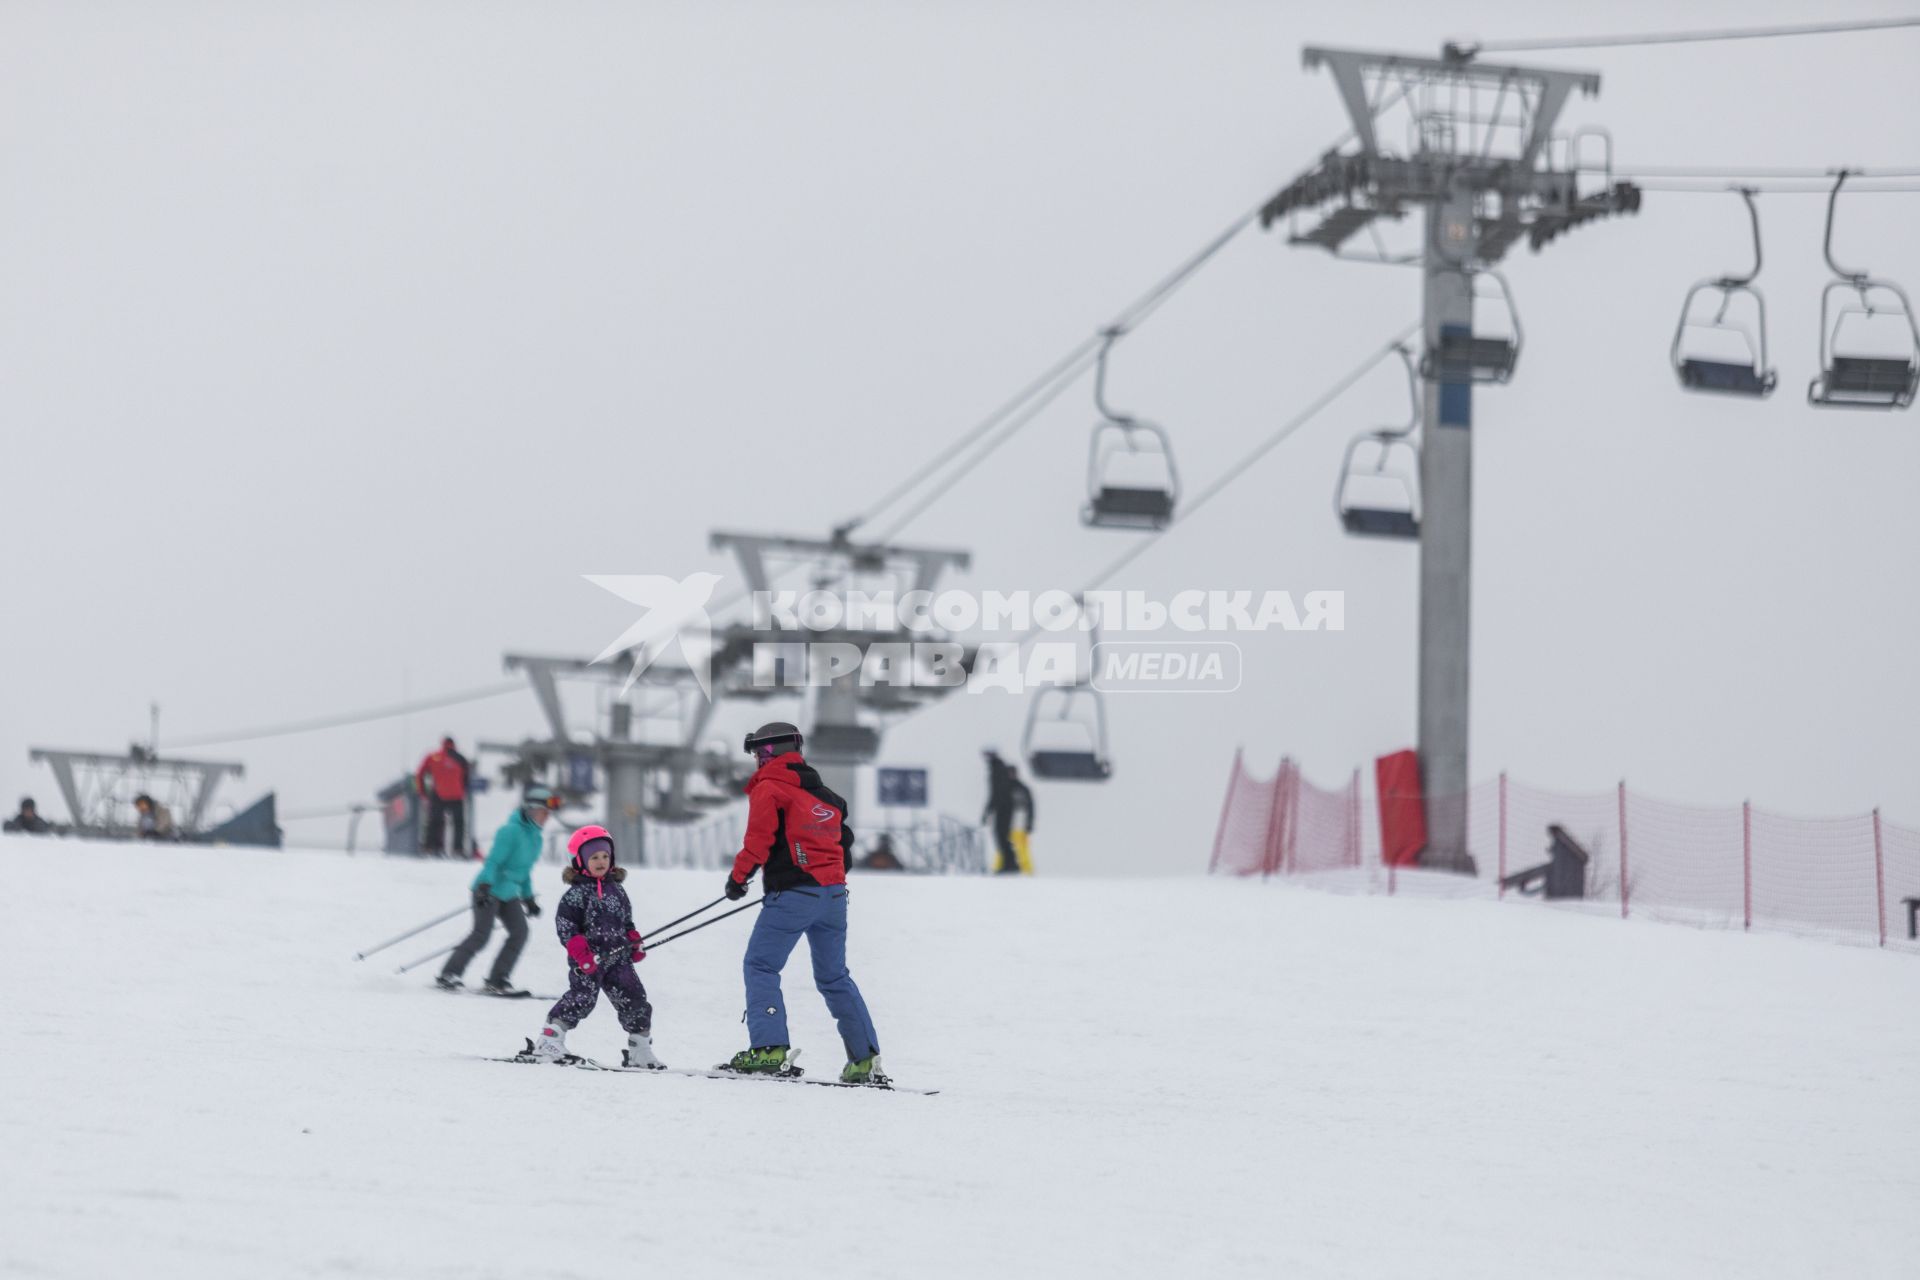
[523,789,563,811]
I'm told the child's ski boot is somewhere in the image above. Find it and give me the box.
[519,1024,579,1065]
[720,1045,798,1076]
[622,1033,665,1071]
[840,1054,891,1086]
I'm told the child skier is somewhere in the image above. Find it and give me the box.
[520,825,663,1070]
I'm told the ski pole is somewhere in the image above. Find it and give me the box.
[641,897,764,952]
[354,904,471,960]
[639,895,729,940]
[396,941,459,974]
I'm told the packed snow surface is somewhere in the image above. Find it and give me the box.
[2,837,1915,1279]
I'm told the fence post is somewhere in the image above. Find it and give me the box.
[1497,771,1509,898]
[1742,800,1752,932]
[1348,768,1362,868]
[1873,808,1887,948]
[1209,748,1244,875]
[1282,762,1303,875]
[1618,781,1630,920]
[1261,757,1290,880]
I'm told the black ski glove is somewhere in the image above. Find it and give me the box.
[723,875,748,901]
[474,883,494,906]
[524,897,542,918]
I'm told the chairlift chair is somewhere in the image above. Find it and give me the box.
[1335,345,1422,540]
[1671,188,1777,398]
[1082,328,1181,529]
[1022,684,1114,781]
[1809,171,1920,410]
[1420,270,1522,384]
[1021,594,1114,781]
[1085,420,1179,529]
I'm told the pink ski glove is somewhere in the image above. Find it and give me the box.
[565,934,597,975]
[627,928,646,963]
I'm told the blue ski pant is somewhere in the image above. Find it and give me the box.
[743,886,879,1061]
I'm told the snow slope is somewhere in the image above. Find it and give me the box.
[2,836,1915,1280]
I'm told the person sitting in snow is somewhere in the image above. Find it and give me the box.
[520,824,661,1070]
[4,797,53,835]
[133,794,175,840]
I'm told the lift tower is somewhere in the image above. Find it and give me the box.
[1261,45,1640,870]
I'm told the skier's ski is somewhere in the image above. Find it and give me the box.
[604,1063,939,1095]
[481,1039,605,1070]
[479,1049,936,1093]
[436,984,558,1001]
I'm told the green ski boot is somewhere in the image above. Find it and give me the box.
[840,1054,890,1086]
[723,1045,794,1075]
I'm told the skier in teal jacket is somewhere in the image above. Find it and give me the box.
[438,786,560,995]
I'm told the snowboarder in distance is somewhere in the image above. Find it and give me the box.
[981,751,1035,874]
[721,721,885,1085]
[4,797,53,835]
[438,785,558,996]
[133,794,175,841]
[521,824,661,1070]
[415,736,472,858]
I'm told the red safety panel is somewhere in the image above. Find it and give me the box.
[1375,749,1426,868]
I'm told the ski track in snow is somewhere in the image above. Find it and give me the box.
[1,837,1915,1279]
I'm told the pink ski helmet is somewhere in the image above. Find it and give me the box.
[568,824,616,872]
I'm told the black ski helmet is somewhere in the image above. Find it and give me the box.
[743,721,803,756]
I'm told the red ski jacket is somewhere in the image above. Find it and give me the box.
[416,746,470,801]
[729,753,854,892]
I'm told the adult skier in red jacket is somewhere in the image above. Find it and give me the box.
[415,736,472,857]
[720,722,884,1085]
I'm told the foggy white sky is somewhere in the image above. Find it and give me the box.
[3,0,1916,871]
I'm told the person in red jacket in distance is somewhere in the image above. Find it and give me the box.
[415,736,471,858]
[721,721,885,1085]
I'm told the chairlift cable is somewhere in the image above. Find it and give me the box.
[1618,164,1920,179]
[1634,180,1920,194]
[862,209,1259,543]
[881,322,1424,746]
[1072,323,1424,597]
[866,344,1105,544]
[834,87,1418,544]
[1468,16,1920,54]
[165,681,529,749]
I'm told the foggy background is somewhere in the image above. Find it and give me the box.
[2,0,1915,872]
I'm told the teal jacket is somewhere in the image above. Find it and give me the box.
[471,810,544,901]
